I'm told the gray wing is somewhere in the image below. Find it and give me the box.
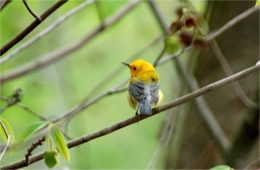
[129,81,159,105]
[129,81,146,103]
[150,82,159,105]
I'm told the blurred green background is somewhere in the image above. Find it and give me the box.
[1,0,258,169]
[0,0,206,169]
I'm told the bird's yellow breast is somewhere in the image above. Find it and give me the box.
[130,71,159,84]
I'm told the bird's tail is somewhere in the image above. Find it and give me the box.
[138,97,152,115]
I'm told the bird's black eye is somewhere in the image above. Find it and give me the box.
[133,67,136,71]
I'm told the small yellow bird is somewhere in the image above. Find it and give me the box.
[122,59,163,115]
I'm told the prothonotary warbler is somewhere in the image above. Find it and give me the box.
[122,59,163,115]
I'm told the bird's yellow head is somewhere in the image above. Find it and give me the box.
[122,59,156,77]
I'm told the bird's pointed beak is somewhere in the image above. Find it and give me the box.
[121,62,131,68]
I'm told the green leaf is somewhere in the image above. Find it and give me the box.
[20,121,49,142]
[0,117,15,144]
[256,0,260,6]
[44,150,59,168]
[210,165,233,170]
[52,127,70,162]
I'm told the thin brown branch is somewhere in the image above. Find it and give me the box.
[54,79,129,123]
[0,96,46,120]
[22,0,42,21]
[153,42,166,67]
[54,41,181,125]
[0,88,23,113]
[64,34,163,133]
[206,6,259,41]
[0,0,11,11]
[0,0,141,83]
[10,37,179,138]
[24,136,45,165]
[209,39,257,109]
[1,35,165,152]
[2,63,259,169]
[0,0,95,65]
[0,0,68,55]
[147,87,185,169]
[157,48,189,66]
[0,96,73,143]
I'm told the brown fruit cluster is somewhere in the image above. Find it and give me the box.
[168,7,207,48]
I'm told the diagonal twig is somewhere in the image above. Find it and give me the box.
[0,0,142,83]
[209,39,257,109]
[0,0,68,55]
[0,96,46,121]
[2,62,259,169]
[0,0,95,64]
[206,6,259,41]
[0,0,11,11]
[22,0,42,21]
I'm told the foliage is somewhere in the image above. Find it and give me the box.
[0,117,15,143]
[44,149,59,168]
[210,165,233,170]
[51,126,70,162]
[19,121,49,142]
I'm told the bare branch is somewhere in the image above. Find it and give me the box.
[206,6,259,41]
[157,47,189,65]
[0,96,46,121]
[0,0,68,55]
[54,40,181,124]
[0,88,23,114]
[2,63,259,169]
[54,79,129,123]
[0,96,73,143]
[0,0,95,64]
[0,0,11,11]
[17,36,178,136]
[209,39,257,109]
[24,136,45,165]
[22,0,42,21]
[0,0,142,83]
[153,43,166,67]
